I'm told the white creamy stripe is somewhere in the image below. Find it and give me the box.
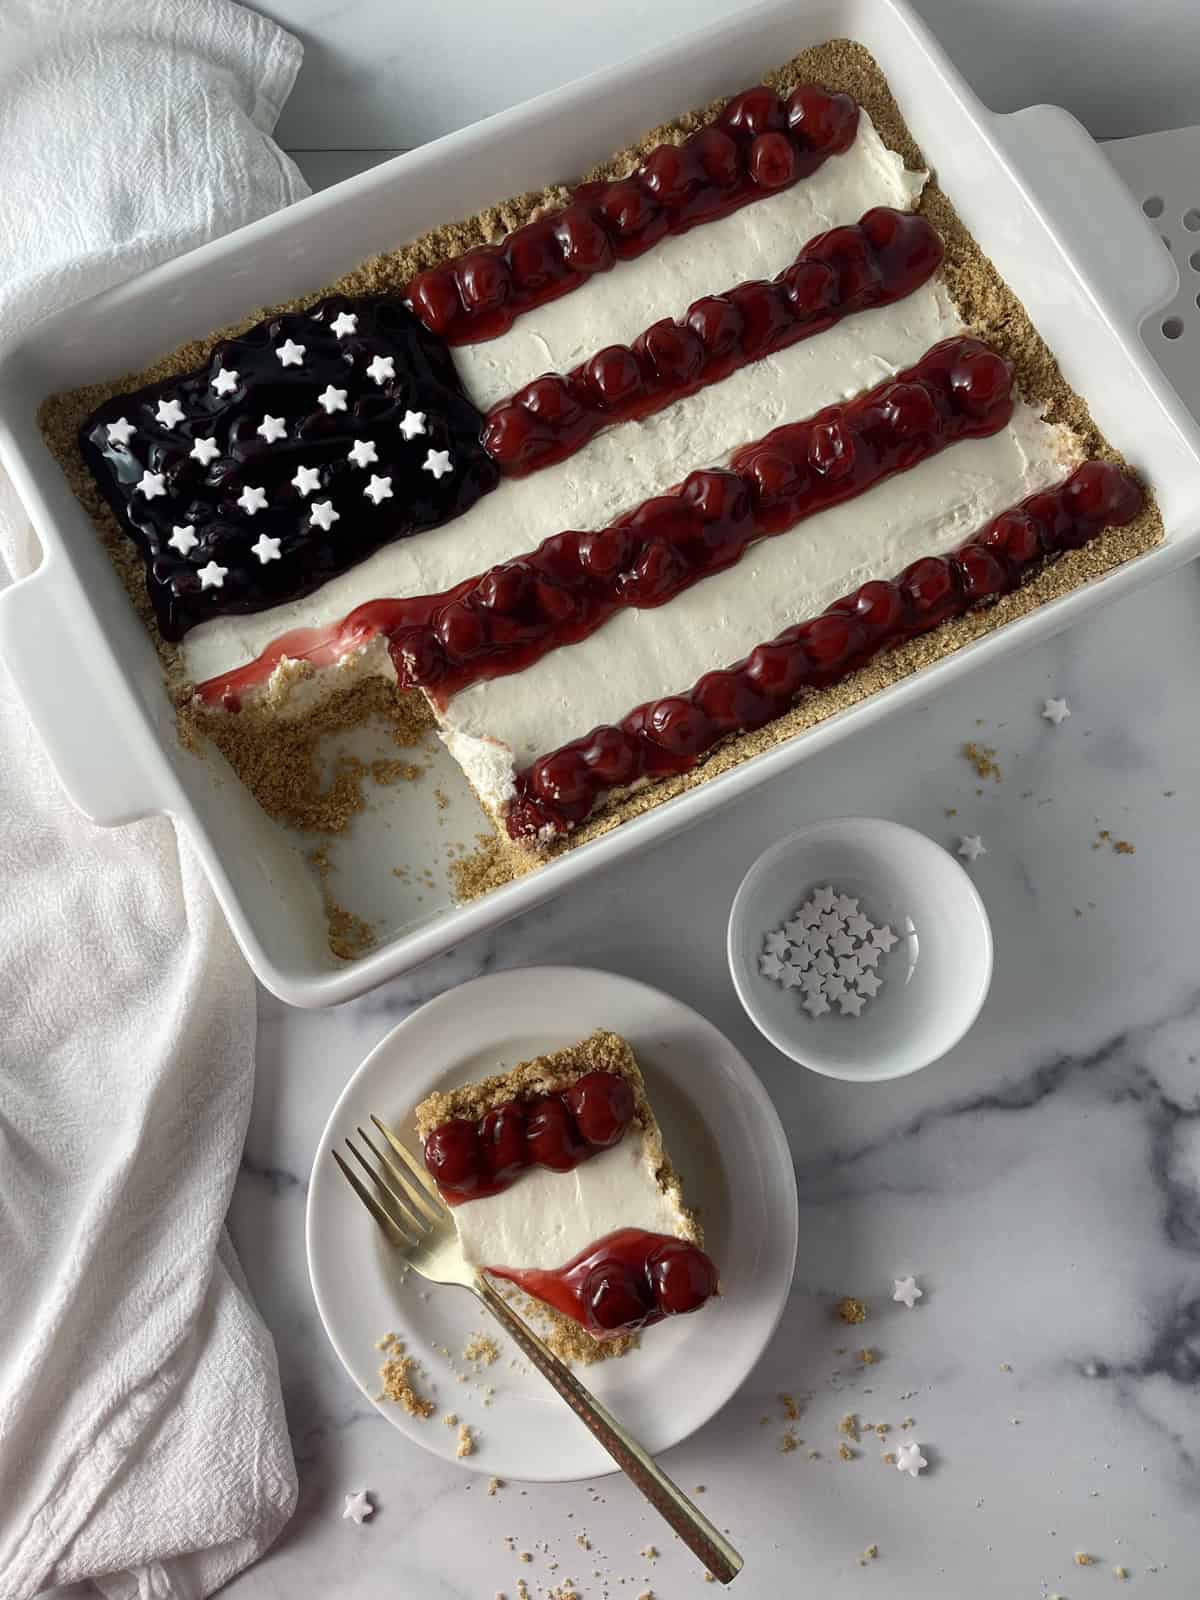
[452,1130,689,1271]
[456,113,927,410]
[439,404,1085,814]
[183,282,960,684]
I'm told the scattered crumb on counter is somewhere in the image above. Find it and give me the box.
[442,1412,459,1428]
[781,1429,801,1453]
[781,1392,802,1420]
[860,1544,879,1566]
[839,1413,861,1442]
[837,1297,867,1325]
[882,1452,898,1465]
[1075,1552,1098,1566]
[838,1443,857,1462]
[1114,1566,1130,1580]
[856,1348,878,1365]
[963,741,1002,782]
[488,1477,503,1495]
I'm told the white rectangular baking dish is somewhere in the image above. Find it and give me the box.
[2,0,1198,1008]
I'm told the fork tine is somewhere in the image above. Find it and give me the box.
[369,1115,448,1218]
[331,1148,411,1247]
[357,1127,434,1234]
[345,1136,426,1238]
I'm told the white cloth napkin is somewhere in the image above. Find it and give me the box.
[0,3,309,1595]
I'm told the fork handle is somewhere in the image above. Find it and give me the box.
[474,1275,742,1584]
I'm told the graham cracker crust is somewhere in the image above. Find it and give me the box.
[414,1029,700,1365]
[38,38,1163,929]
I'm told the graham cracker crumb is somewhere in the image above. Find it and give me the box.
[964,742,1002,782]
[442,1412,459,1428]
[464,1332,501,1367]
[519,1552,533,1565]
[456,1423,476,1458]
[781,1429,801,1453]
[856,1348,878,1365]
[1076,1552,1098,1566]
[1114,1566,1130,1579]
[837,1297,867,1326]
[838,1442,857,1462]
[861,1545,880,1565]
[641,1547,659,1561]
[488,1477,504,1496]
[882,1452,898,1465]
[379,1348,436,1418]
[839,1414,861,1442]
[780,1393,802,1420]
[875,1423,890,1436]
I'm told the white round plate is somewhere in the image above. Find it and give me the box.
[306,966,798,1482]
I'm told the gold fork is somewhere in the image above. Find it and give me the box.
[333,1115,743,1585]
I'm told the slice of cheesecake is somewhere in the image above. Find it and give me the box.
[414,1030,717,1362]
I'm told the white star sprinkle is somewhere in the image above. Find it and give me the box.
[817,911,842,941]
[857,942,883,970]
[237,485,268,516]
[870,924,898,951]
[957,835,986,863]
[764,930,790,958]
[190,436,220,465]
[138,470,166,499]
[318,385,347,414]
[342,1490,373,1525]
[779,965,804,990]
[366,354,395,386]
[292,464,321,497]
[330,310,358,338]
[830,929,856,958]
[257,414,287,444]
[813,950,836,977]
[833,894,860,919]
[347,438,378,469]
[310,500,340,532]
[893,1275,923,1310]
[399,409,426,440]
[251,533,282,564]
[811,886,837,913]
[1042,697,1071,725]
[198,560,227,590]
[106,416,135,446]
[785,942,812,972]
[801,969,825,996]
[837,989,866,1016]
[856,969,882,998]
[759,952,784,981]
[156,398,185,429]
[824,975,847,1003]
[798,902,823,931]
[896,1441,927,1477]
[784,919,810,943]
[803,990,831,1018]
[845,911,872,939]
[422,448,452,480]
[168,523,198,556]
[837,955,862,983]
[211,368,239,396]
[276,338,306,367]
[364,474,393,505]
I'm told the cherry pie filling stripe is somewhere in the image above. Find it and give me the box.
[405,83,861,346]
[504,461,1145,841]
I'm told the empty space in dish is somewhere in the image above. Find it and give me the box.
[2,0,1199,1005]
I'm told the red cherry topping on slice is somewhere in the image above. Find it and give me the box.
[423,1119,482,1194]
[787,85,859,152]
[554,206,613,275]
[562,1071,636,1148]
[949,345,1012,418]
[583,1263,652,1333]
[479,1101,528,1184]
[647,1239,720,1315]
[525,1096,584,1171]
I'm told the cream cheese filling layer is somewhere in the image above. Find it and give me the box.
[439,403,1085,814]
[183,284,959,685]
[451,1130,689,1271]
[456,113,926,410]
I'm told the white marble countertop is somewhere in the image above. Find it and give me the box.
[227,5,1200,1595]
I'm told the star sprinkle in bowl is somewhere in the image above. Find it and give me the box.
[727,817,993,1082]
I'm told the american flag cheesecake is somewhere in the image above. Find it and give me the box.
[54,41,1158,891]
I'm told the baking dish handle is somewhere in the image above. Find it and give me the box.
[988,103,1179,331]
[0,562,163,827]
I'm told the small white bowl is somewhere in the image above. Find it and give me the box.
[727,817,993,1082]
